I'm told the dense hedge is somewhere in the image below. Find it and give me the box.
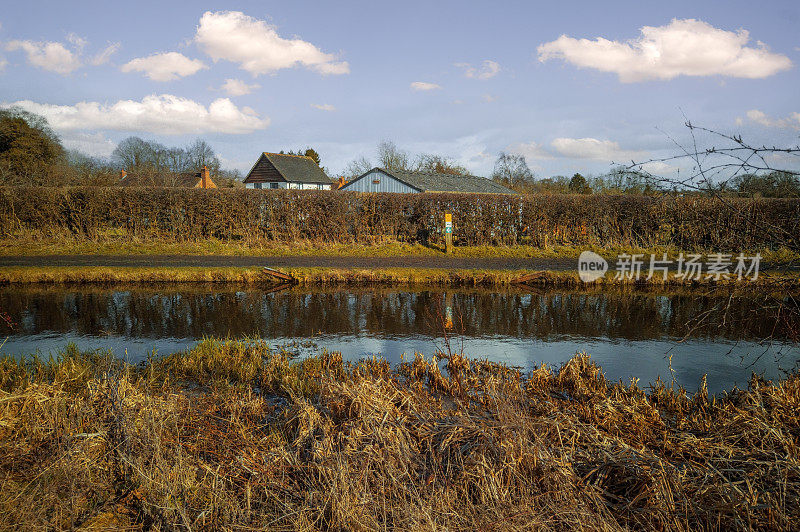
[1,187,799,250]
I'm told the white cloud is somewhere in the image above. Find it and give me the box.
[538,18,792,82]
[310,103,336,111]
[0,56,6,71]
[640,161,677,174]
[61,131,117,158]
[4,94,269,135]
[410,81,441,91]
[482,94,497,103]
[219,78,260,96]
[90,42,120,66]
[194,11,349,76]
[66,33,88,53]
[5,39,82,74]
[745,109,800,129]
[121,52,206,81]
[508,141,554,160]
[550,137,646,161]
[455,60,501,80]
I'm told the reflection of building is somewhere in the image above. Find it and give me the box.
[244,152,332,190]
[340,168,515,194]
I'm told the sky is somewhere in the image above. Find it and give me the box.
[1,0,798,179]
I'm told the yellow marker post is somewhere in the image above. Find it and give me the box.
[444,213,453,254]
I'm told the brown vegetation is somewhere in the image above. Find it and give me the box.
[1,187,800,251]
[1,340,798,530]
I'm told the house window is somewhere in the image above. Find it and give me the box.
[254,183,263,189]
[372,179,381,184]
[270,182,279,189]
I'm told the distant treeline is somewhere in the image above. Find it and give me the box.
[0,107,243,187]
[1,187,798,251]
[3,107,798,196]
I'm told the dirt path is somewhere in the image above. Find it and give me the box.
[0,255,579,270]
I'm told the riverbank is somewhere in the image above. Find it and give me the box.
[0,264,798,288]
[1,339,797,530]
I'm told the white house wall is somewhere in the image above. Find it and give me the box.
[343,169,418,193]
[246,182,330,190]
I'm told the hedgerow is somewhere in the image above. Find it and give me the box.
[0,187,798,250]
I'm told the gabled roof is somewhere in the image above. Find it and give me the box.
[245,152,330,184]
[343,168,516,194]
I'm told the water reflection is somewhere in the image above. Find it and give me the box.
[0,284,798,394]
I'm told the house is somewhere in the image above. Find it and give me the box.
[244,152,332,190]
[119,166,217,189]
[339,168,516,194]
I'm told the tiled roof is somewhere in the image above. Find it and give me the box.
[262,152,331,184]
[378,169,516,194]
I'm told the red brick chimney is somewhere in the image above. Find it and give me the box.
[198,166,217,189]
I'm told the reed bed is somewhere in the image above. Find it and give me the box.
[1,340,798,530]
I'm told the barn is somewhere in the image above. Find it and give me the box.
[340,168,515,194]
[244,152,332,190]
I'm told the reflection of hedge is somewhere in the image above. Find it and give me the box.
[1,187,799,250]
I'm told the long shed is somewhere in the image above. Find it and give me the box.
[340,168,515,194]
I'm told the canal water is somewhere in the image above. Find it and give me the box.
[0,284,797,394]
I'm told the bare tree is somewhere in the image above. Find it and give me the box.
[414,153,467,175]
[490,152,534,187]
[344,156,373,178]
[377,140,410,172]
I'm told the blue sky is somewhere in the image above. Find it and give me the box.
[1,0,798,178]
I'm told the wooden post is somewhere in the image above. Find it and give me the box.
[444,213,453,254]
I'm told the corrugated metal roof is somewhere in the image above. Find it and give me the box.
[346,168,516,194]
[262,152,331,184]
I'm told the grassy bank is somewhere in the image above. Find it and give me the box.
[0,265,798,289]
[0,340,798,530]
[2,234,800,264]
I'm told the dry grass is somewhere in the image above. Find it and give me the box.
[1,340,798,530]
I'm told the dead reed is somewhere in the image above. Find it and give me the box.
[1,340,798,530]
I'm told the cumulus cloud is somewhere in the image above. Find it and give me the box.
[508,141,554,160]
[61,131,117,158]
[5,39,82,74]
[745,109,800,129]
[550,137,646,161]
[410,81,441,91]
[538,18,792,82]
[455,60,501,80]
[310,103,336,111]
[219,78,260,96]
[121,52,207,81]
[4,94,269,135]
[194,11,349,76]
[90,42,120,66]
